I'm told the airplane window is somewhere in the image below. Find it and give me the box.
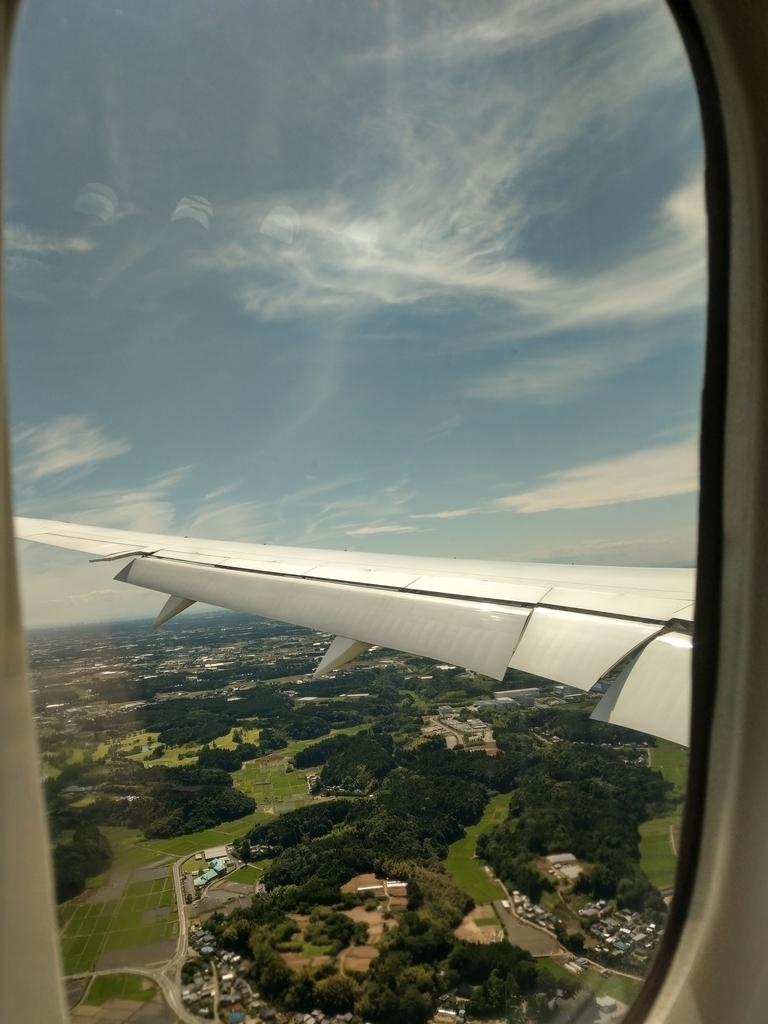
[5,1,705,1021]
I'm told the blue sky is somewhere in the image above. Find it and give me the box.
[5,0,706,626]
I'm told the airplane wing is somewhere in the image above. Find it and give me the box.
[14,516,694,746]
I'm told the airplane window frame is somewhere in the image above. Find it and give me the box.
[623,0,729,1019]
[0,1,758,1022]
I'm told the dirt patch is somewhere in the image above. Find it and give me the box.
[388,895,408,910]
[95,940,177,970]
[257,754,286,768]
[85,871,130,903]
[454,905,504,945]
[341,905,388,941]
[341,873,385,896]
[341,945,379,972]
[280,951,332,970]
[141,906,171,926]
[131,866,169,884]
[218,881,253,896]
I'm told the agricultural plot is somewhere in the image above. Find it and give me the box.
[84,973,158,1005]
[640,812,681,890]
[234,759,313,813]
[60,865,178,975]
[442,791,512,903]
[650,741,689,790]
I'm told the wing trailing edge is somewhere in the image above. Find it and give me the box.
[15,516,694,745]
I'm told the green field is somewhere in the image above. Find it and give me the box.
[234,760,312,813]
[60,865,178,975]
[231,725,368,813]
[541,959,642,1005]
[639,812,680,890]
[228,864,266,885]
[139,811,272,857]
[84,973,158,1004]
[442,792,512,903]
[650,741,689,790]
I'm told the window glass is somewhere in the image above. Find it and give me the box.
[7,1,702,1020]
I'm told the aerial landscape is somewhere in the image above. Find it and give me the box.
[32,610,688,1024]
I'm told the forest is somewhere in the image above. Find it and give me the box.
[251,720,672,918]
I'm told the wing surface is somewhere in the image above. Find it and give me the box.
[14,516,694,745]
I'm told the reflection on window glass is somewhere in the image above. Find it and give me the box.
[7,1,702,1021]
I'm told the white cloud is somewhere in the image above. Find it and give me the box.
[4,224,96,255]
[410,508,480,519]
[14,415,131,480]
[497,438,699,512]
[345,524,417,536]
[204,481,242,500]
[16,547,161,628]
[187,6,703,346]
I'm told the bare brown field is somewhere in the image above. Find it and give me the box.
[341,904,388,941]
[340,873,385,895]
[281,951,332,970]
[342,946,379,972]
[454,905,504,944]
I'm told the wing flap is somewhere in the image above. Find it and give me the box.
[590,632,691,746]
[508,607,661,690]
[116,556,531,680]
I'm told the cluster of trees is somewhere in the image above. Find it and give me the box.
[251,737,510,909]
[304,905,368,954]
[139,764,255,837]
[197,742,259,771]
[201,861,569,1023]
[477,738,670,910]
[53,823,112,902]
[526,707,654,746]
[46,760,255,842]
[320,733,396,793]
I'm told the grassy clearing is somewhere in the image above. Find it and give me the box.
[541,959,641,1005]
[228,864,264,885]
[442,792,512,903]
[650,742,689,790]
[84,973,158,1004]
[139,811,272,857]
[639,812,680,889]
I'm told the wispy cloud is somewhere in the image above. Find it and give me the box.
[345,524,417,536]
[516,526,696,566]
[4,224,96,255]
[410,508,480,520]
[14,415,131,480]
[188,5,703,350]
[204,481,242,500]
[497,438,698,512]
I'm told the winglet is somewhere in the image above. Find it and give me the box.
[315,636,373,677]
[152,595,197,629]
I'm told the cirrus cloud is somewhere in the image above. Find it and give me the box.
[497,438,698,512]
